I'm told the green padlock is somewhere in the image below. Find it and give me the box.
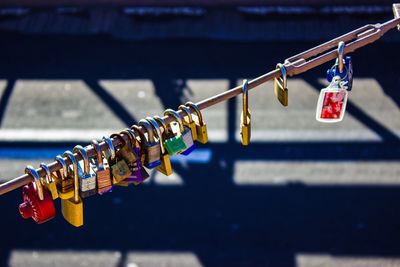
[154,115,187,156]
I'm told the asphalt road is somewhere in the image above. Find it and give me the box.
[0,31,399,267]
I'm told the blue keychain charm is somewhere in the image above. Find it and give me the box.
[326,42,353,91]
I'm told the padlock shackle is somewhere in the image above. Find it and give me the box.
[91,140,104,169]
[102,136,116,161]
[110,133,127,147]
[185,102,205,125]
[73,145,91,175]
[146,117,165,154]
[276,63,287,89]
[139,119,155,143]
[164,109,184,133]
[55,155,68,180]
[63,151,79,203]
[25,165,44,201]
[154,115,169,135]
[39,163,53,184]
[178,105,194,124]
[337,41,345,73]
[132,125,145,145]
[120,128,137,148]
[241,79,249,125]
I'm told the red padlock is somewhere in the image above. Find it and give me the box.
[19,165,56,224]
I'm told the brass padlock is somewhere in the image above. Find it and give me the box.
[274,63,288,107]
[178,105,198,141]
[39,163,59,200]
[119,129,150,186]
[61,150,84,227]
[164,109,195,155]
[138,120,161,168]
[91,139,112,194]
[54,155,74,200]
[147,117,173,176]
[111,131,137,164]
[73,145,97,198]
[105,135,131,184]
[240,79,251,146]
[186,102,208,144]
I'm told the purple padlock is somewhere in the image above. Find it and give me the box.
[124,147,150,185]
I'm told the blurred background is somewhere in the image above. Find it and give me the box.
[0,0,399,266]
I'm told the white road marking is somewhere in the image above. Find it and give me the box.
[296,254,400,267]
[234,161,400,185]
[9,250,122,267]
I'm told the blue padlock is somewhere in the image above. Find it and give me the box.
[326,56,353,91]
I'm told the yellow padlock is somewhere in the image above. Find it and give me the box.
[274,63,289,107]
[240,79,251,146]
[40,163,59,200]
[61,150,84,227]
[54,155,74,200]
[185,102,208,144]
[147,116,173,176]
[178,105,198,141]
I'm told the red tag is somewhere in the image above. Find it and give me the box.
[316,88,348,123]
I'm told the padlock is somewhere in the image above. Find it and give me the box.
[91,139,112,194]
[111,131,137,164]
[240,79,251,146]
[274,63,289,106]
[178,105,198,141]
[105,135,131,184]
[40,162,58,200]
[147,117,173,176]
[154,115,187,155]
[185,102,208,144]
[137,120,161,168]
[73,145,97,198]
[19,165,56,224]
[119,129,149,185]
[326,41,353,91]
[61,150,84,227]
[164,109,195,156]
[54,155,74,200]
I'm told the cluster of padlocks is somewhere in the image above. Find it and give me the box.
[18,102,210,227]
[17,42,355,227]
